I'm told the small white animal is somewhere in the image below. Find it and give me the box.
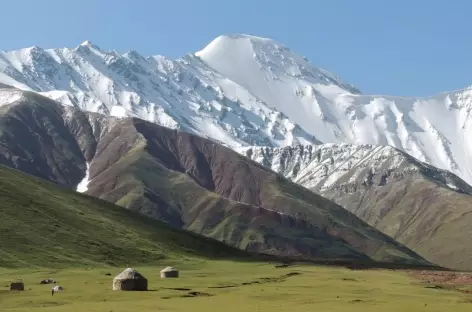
[51,285,64,296]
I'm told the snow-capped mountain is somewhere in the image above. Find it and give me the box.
[0,34,471,185]
[238,144,472,194]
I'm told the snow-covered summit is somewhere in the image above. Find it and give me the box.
[0,34,471,185]
[79,40,95,47]
[196,34,360,95]
[78,40,103,52]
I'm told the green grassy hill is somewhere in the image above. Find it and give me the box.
[0,165,249,268]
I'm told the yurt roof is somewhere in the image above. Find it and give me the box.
[114,268,147,280]
[160,266,177,272]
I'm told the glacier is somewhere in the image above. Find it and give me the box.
[0,34,471,185]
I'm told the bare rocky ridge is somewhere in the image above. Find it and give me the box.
[0,87,428,266]
[241,144,472,270]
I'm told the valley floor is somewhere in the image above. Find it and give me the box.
[1,261,471,312]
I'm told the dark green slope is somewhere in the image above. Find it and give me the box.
[0,165,249,268]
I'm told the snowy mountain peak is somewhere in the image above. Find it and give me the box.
[124,49,143,60]
[79,40,101,50]
[196,34,286,58]
[0,36,470,185]
[198,33,272,47]
[196,34,360,95]
[222,33,278,42]
[28,46,43,53]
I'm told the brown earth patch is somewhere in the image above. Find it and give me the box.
[409,269,472,296]
[411,270,472,286]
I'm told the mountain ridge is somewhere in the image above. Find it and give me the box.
[238,143,472,194]
[0,34,470,185]
[240,143,472,270]
[0,87,429,266]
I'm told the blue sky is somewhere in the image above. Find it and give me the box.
[2,0,470,96]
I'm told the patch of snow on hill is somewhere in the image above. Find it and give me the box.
[76,163,90,193]
[0,88,24,106]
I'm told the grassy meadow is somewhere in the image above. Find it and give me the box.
[1,260,471,312]
[1,164,471,311]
